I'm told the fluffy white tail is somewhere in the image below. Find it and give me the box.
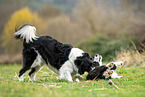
[14,24,38,43]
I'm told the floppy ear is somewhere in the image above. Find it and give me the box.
[74,57,84,74]
[83,53,90,58]
[83,53,93,60]
[75,57,82,67]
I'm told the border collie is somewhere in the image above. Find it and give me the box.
[87,54,123,80]
[14,24,96,82]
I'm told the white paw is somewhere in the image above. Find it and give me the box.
[111,72,122,79]
[106,62,115,69]
[29,77,35,81]
[75,78,80,82]
[94,54,100,62]
[116,76,123,79]
[19,77,24,81]
[99,55,102,63]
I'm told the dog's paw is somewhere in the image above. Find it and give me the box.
[107,62,115,69]
[114,61,123,66]
[111,71,122,79]
[113,76,122,79]
[19,78,24,82]
[94,54,100,62]
[75,78,80,82]
[116,76,122,79]
[99,55,102,61]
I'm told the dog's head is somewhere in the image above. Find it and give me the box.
[75,53,94,75]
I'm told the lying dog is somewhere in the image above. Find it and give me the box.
[87,54,123,80]
[14,24,96,82]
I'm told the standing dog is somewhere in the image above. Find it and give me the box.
[14,24,95,82]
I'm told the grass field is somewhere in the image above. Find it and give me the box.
[0,64,145,97]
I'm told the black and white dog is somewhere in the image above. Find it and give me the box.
[87,54,123,80]
[14,24,96,82]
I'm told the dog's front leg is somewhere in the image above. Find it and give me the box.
[73,74,84,82]
[60,71,73,82]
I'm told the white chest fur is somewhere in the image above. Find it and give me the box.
[59,48,84,81]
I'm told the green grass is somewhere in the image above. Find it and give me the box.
[0,65,145,97]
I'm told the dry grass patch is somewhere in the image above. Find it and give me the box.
[114,48,145,67]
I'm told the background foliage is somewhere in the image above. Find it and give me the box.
[0,0,144,64]
[1,7,46,54]
[77,34,135,61]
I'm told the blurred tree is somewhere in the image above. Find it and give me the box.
[1,7,46,54]
[38,5,62,18]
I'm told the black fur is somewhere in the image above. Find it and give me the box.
[23,36,73,70]
[86,65,108,80]
[92,61,100,66]
[28,68,36,77]
[19,48,37,77]
[110,64,117,70]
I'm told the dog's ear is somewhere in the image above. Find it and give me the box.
[83,53,89,58]
[74,57,84,75]
[74,57,82,67]
[83,53,93,60]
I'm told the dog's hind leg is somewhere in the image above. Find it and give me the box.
[19,48,37,81]
[28,52,43,81]
[19,66,30,81]
[29,68,36,81]
[29,66,42,81]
